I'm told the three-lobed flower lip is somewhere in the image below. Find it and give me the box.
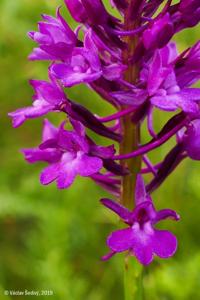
[101,175,180,265]
[21,118,118,189]
[107,225,178,265]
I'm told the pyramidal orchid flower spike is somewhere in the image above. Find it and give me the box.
[9,0,200,297]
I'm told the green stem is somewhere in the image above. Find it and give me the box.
[124,256,144,300]
[120,1,141,209]
[120,2,144,299]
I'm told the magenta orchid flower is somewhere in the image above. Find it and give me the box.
[28,8,77,61]
[50,29,126,87]
[101,175,179,265]
[22,119,112,189]
[181,120,200,160]
[147,47,200,113]
[8,76,66,128]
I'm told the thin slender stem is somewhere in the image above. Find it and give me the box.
[124,255,144,300]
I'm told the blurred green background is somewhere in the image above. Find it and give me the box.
[0,1,200,299]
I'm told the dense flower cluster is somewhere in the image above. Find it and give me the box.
[9,0,200,266]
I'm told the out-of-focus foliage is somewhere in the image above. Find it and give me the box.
[0,1,200,299]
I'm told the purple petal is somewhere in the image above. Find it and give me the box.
[142,14,174,50]
[64,0,87,22]
[56,168,77,189]
[150,95,179,111]
[42,119,58,142]
[70,119,85,137]
[60,69,102,87]
[8,105,53,128]
[155,209,180,223]
[41,14,59,24]
[163,71,179,91]
[103,64,126,81]
[25,105,53,118]
[40,163,60,185]
[49,152,78,189]
[108,221,176,265]
[57,129,82,152]
[22,148,61,164]
[77,153,103,176]
[55,152,101,188]
[160,42,178,65]
[81,0,115,26]
[50,63,102,87]
[41,43,73,61]
[108,223,154,265]
[130,223,154,265]
[107,228,136,252]
[184,120,200,160]
[152,229,178,258]
[131,243,153,266]
[111,91,147,106]
[135,174,146,205]
[179,88,200,101]
[131,201,156,223]
[175,95,199,114]
[39,139,58,150]
[30,79,65,105]
[100,198,132,222]
[28,48,56,61]
[28,31,52,44]
[84,30,101,71]
[38,20,72,45]
[56,8,77,43]
[57,126,89,153]
[8,110,26,127]
[148,51,171,95]
[177,71,200,89]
